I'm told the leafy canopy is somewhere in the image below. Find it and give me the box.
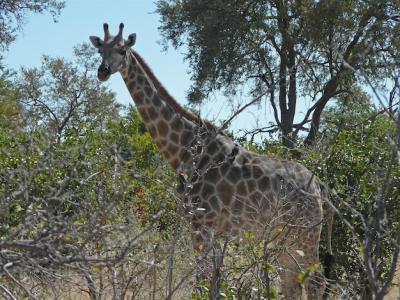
[157,0,400,146]
[0,0,65,50]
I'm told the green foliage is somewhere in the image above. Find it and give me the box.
[0,65,22,131]
[157,0,399,146]
[0,114,177,297]
[0,43,180,298]
[307,99,399,221]
[157,0,399,98]
[0,104,177,236]
[296,263,321,283]
[305,113,399,288]
[243,96,399,294]
[16,44,120,140]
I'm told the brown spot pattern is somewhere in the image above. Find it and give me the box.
[147,107,158,119]
[133,91,144,105]
[161,106,172,121]
[144,87,153,97]
[157,121,169,136]
[152,94,162,106]
[217,180,233,205]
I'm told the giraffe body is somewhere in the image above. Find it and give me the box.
[90,23,329,299]
[189,134,323,244]
[186,133,325,299]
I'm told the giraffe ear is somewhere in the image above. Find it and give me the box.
[89,36,104,48]
[125,33,136,47]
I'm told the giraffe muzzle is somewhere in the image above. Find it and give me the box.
[98,64,111,81]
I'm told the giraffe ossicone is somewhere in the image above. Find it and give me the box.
[90,23,333,300]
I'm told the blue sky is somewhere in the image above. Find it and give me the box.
[2,0,282,138]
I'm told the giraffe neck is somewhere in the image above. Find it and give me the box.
[120,50,206,172]
[131,51,215,131]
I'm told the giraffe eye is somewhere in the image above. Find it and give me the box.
[118,49,127,56]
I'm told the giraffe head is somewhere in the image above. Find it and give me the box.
[89,23,136,81]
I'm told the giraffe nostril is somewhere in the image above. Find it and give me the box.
[98,64,109,73]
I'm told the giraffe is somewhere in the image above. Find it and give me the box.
[89,23,333,299]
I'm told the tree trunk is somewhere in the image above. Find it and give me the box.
[304,77,339,146]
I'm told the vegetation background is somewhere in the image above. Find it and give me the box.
[0,1,399,299]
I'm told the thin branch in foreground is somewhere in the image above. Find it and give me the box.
[218,90,269,132]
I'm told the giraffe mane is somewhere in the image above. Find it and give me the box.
[131,50,215,131]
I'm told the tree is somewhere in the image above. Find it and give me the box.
[16,43,121,142]
[0,63,22,131]
[156,0,400,148]
[0,105,179,299]
[296,93,399,298]
[0,0,65,50]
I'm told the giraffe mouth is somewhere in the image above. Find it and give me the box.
[98,69,111,81]
[98,64,111,81]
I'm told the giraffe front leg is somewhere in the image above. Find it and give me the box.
[192,228,213,296]
[278,234,325,300]
[192,224,212,278]
[192,227,225,299]
[278,252,303,300]
[278,252,325,300]
[305,266,325,300]
[304,248,325,300]
[301,229,325,299]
